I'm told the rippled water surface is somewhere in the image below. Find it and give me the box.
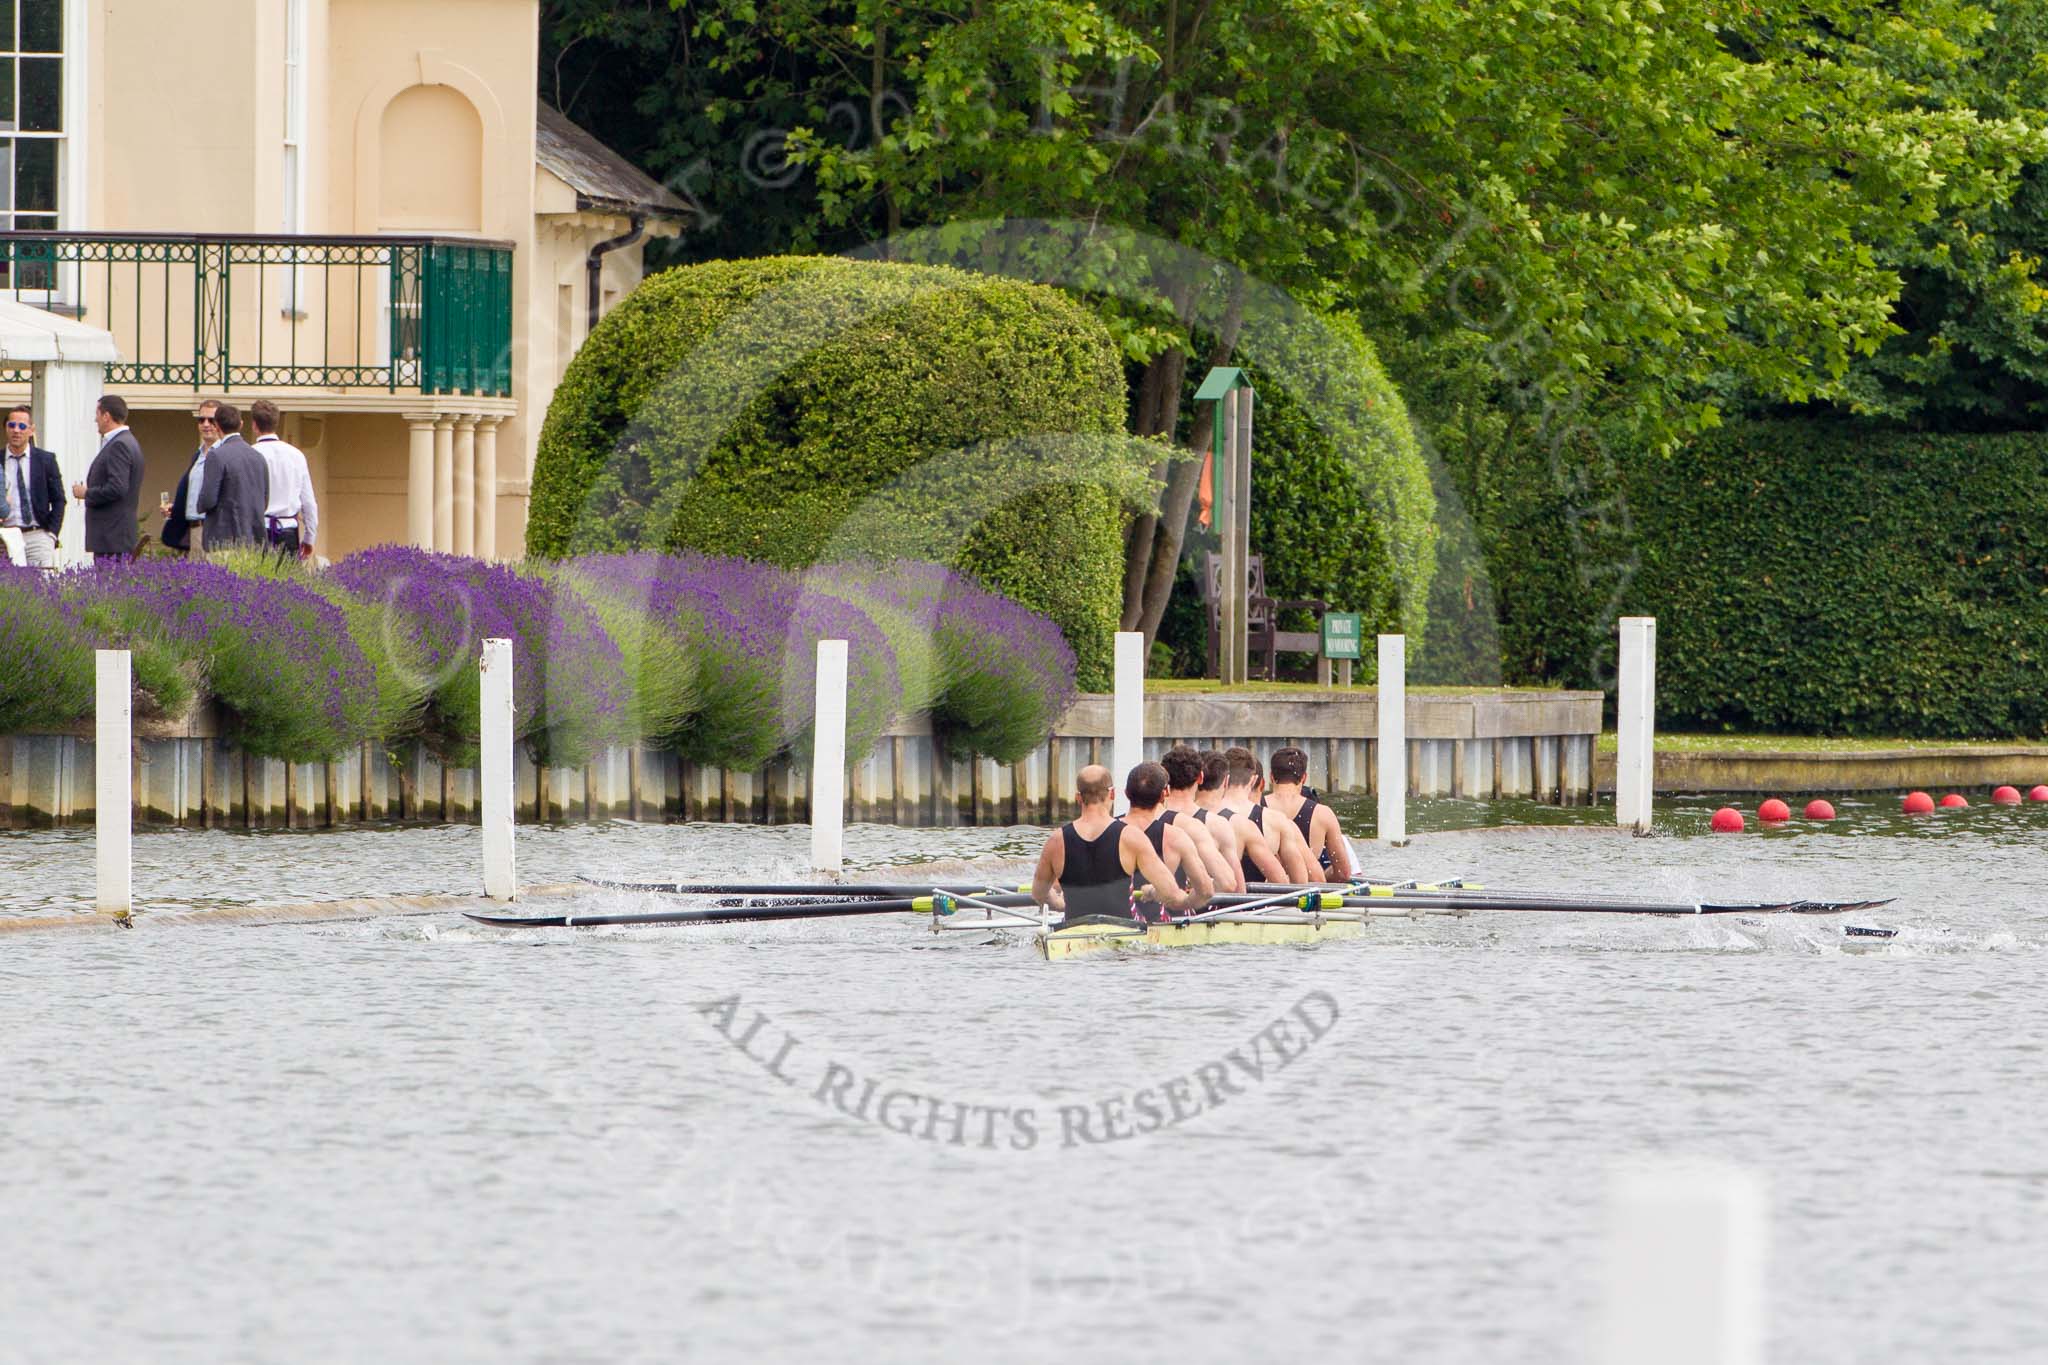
[4,798,2046,1363]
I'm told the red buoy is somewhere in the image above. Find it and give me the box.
[1710,806,1745,833]
[1758,798,1791,822]
[1804,799,1836,820]
[2031,785,2048,803]
[1992,785,2022,806]
[1902,791,1935,814]
[1939,793,1968,809]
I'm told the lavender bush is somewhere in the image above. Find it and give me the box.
[0,549,1076,772]
[568,553,900,768]
[549,557,699,750]
[67,559,379,762]
[331,547,628,766]
[822,560,1079,762]
[209,547,431,746]
[0,566,95,733]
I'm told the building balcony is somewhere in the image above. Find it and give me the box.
[0,232,513,400]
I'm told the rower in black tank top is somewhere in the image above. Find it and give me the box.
[1238,803,1268,886]
[1131,812,1188,922]
[1059,817,1132,922]
[1291,789,1333,872]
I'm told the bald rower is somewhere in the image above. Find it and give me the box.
[1031,763,1195,925]
[1121,761,1217,920]
[1159,745,1241,891]
[1262,745,1356,882]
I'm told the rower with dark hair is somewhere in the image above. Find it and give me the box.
[1263,745,1356,881]
[1124,761,1217,920]
[1211,747,1295,885]
[1160,745,1240,891]
[1031,763,1193,927]
[1190,749,1247,883]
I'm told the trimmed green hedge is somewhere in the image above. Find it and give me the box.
[527,255,1156,689]
[1449,419,2048,737]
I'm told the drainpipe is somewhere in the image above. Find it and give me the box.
[586,212,648,334]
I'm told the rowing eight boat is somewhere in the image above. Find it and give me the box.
[462,878,1895,958]
[1036,910,1364,960]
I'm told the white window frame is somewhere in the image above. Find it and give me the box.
[279,0,308,316]
[0,0,86,304]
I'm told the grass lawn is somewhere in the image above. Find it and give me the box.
[1594,732,2048,754]
[1144,679,1566,696]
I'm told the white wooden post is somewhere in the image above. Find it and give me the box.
[1377,634,1406,846]
[1616,616,1657,834]
[1112,630,1145,814]
[1597,1161,1766,1365]
[479,638,516,901]
[811,639,848,873]
[95,650,131,913]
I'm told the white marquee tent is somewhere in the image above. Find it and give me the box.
[0,297,121,567]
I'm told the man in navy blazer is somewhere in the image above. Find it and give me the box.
[74,395,145,560]
[1,404,65,566]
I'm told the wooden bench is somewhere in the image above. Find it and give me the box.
[1204,552,1331,682]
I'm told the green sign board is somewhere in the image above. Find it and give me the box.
[1321,612,1363,660]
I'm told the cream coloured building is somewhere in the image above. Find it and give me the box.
[0,0,686,559]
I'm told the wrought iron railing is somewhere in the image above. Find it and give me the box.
[0,232,513,397]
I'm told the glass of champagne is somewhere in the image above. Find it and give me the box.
[158,491,173,517]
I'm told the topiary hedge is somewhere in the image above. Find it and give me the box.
[1445,418,2048,737]
[527,255,1158,689]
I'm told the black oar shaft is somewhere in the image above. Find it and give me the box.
[469,892,1040,930]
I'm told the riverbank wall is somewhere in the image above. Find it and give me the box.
[0,689,1602,829]
[1593,746,2048,795]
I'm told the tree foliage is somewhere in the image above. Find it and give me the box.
[542,0,2045,659]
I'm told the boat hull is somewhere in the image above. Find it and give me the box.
[1036,913,1364,961]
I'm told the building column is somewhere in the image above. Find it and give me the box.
[404,412,437,550]
[452,415,478,557]
[475,416,501,560]
[432,416,455,551]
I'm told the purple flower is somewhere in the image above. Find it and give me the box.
[332,546,628,765]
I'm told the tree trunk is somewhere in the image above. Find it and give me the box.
[1119,349,1188,628]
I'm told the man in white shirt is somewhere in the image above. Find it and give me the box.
[248,399,318,561]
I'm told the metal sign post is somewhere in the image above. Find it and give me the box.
[1194,367,1255,684]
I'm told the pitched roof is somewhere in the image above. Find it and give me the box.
[536,103,689,220]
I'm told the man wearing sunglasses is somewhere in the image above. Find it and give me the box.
[1,405,65,568]
[192,401,269,550]
[161,402,219,557]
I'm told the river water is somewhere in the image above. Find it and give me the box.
[3,796,2045,1363]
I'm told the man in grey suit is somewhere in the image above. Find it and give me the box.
[75,395,145,561]
[195,402,269,550]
